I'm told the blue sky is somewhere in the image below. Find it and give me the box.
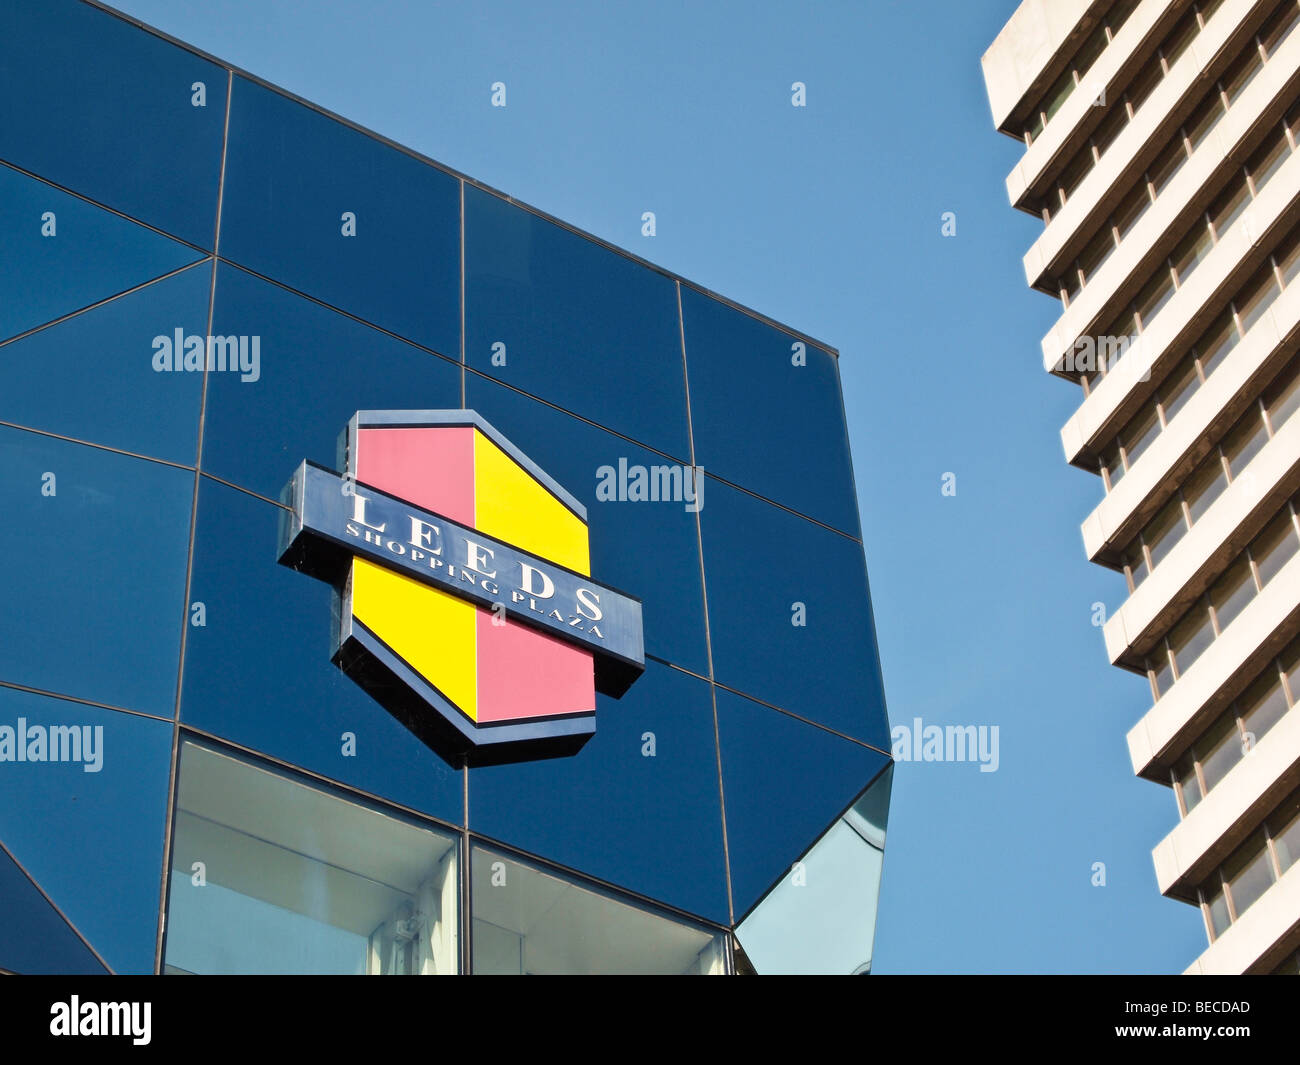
[107,0,1209,972]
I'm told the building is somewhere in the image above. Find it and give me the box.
[983,0,1300,974]
[0,0,892,975]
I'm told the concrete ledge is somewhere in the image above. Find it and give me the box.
[1042,39,1300,375]
[1102,409,1300,665]
[1153,708,1300,898]
[1005,0,1186,208]
[1185,858,1300,973]
[1056,147,1300,458]
[1023,0,1267,279]
[1081,280,1300,561]
[982,0,1103,134]
[1126,549,1300,777]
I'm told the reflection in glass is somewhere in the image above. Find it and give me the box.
[735,764,892,975]
[164,741,460,975]
[470,846,725,975]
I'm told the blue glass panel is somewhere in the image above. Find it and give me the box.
[180,477,463,825]
[0,427,191,715]
[0,844,106,975]
[700,477,890,748]
[0,0,225,248]
[219,78,460,355]
[0,164,206,344]
[201,263,461,500]
[464,186,690,457]
[715,687,891,917]
[465,375,709,675]
[469,660,727,924]
[681,286,860,535]
[736,764,892,974]
[0,263,209,464]
[0,686,172,974]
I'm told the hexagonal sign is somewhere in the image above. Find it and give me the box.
[277,411,645,766]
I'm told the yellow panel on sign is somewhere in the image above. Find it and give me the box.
[473,430,590,575]
[350,557,479,721]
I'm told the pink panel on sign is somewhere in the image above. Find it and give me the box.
[475,611,596,723]
[354,426,476,524]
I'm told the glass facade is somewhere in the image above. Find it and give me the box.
[0,0,891,975]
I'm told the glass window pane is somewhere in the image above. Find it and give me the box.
[1221,45,1264,106]
[1184,450,1229,522]
[1114,182,1152,240]
[682,288,861,536]
[735,766,892,975]
[1126,59,1163,114]
[1225,835,1276,920]
[1146,496,1189,567]
[700,478,888,747]
[1152,647,1176,698]
[181,478,465,824]
[1123,404,1163,466]
[1074,25,1109,78]
[1239,671,1289,749]
[1177,755,1203,814]
[0,843,106,975]
[467,661,726,921]
[1283,637,1300,703]
[1207,881,1231,936]
[1058,150,1094,202]
[466,186,693,462]
[1211,180,1252,238]
[223,81,460,354]
[1248,127,1291,194]
[164,742,461,975]
[1271,795,1300,873]
[0,426,192,715]
[1148,137,1189,196]
[1135,268,1176,328]
[1265,356,1300,432]
[0,258,207,465]
[1259,0,1300,57]
[1078,227,1118,283]
[1211,556,1256,632]
[1043,68,1076,123]
[1278,226,1300,287]
[715,688,893,915]
[0,164,206,347]
[1103,445,1126,489]
[1249,507,1300,586]
[1125,539,1150,588]
[471,845,726,974]
[1171,222,1214,285]
[1163,11,1200,67]
[1197,711,1244,793]
[1160,357,1201,422]
[200,264,461,501]
[1092,103,1129,156]
[1186,90,1225,151]
[0,1,226,248]
[1221,406,1269,476]
[1169,603,1216,676]
[1196,310,1240,376]
[1110,0,1141,32]
[1235,263,1282,334]
[0,685,173,975]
